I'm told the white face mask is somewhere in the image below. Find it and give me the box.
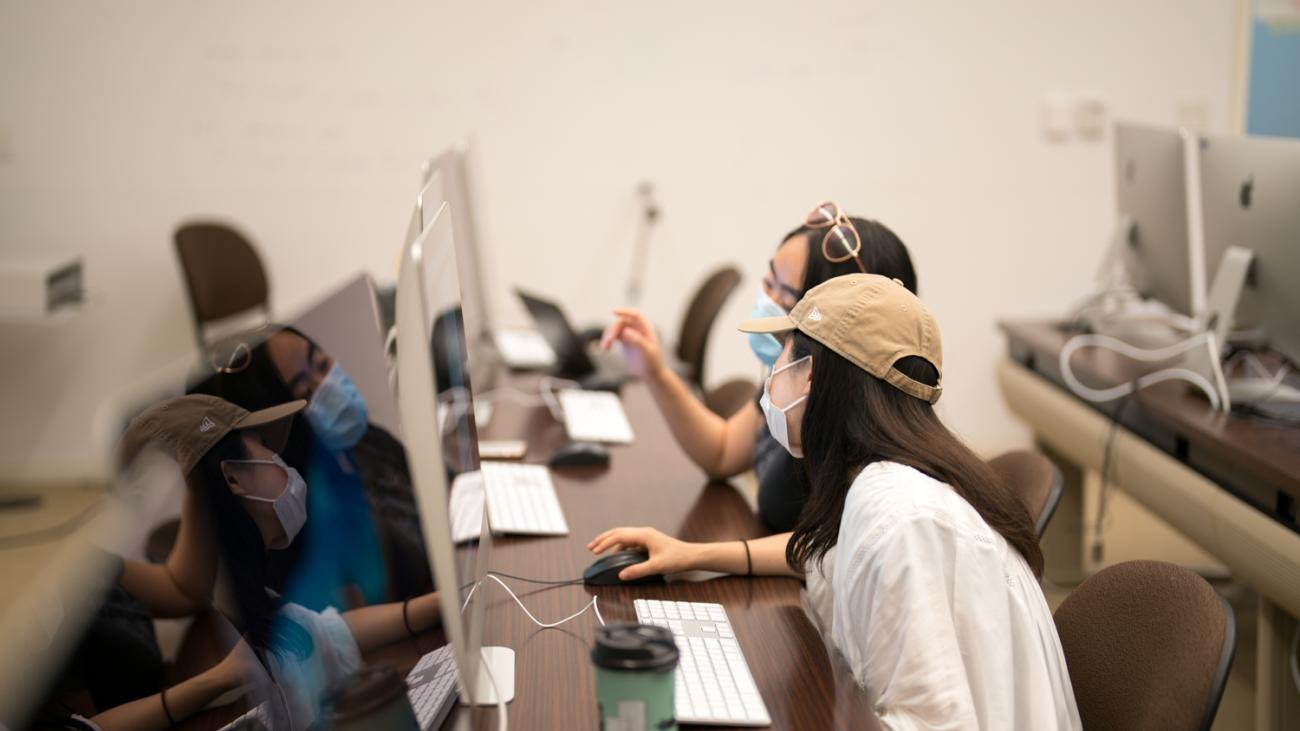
[759,355,810,457]
[230,454,308,550]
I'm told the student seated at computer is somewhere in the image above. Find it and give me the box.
[591,275,1082,730]
[189,325,432,611]
[93,394,443,731]
[600,202,917,531]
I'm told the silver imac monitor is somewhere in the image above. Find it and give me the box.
[1114,122,1198,318]
[421,146,491,347]
[1198,132,1300,367]
[396,199,513,704]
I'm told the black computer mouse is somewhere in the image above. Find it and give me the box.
[549,440,611,467]
[584,549,664,585]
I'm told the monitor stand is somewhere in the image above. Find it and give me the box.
[1202,246,1300,407]
[470,646,516,705]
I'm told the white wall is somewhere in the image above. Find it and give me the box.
[0,0,1237,481]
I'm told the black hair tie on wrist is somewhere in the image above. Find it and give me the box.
[160,687,177,726]
[741,539,753,577]
[403,597,416,637]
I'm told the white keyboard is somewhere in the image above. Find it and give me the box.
[481,461,569,536]
[406,644,458,730]
[635,599,771,727]
[494,328,557,369]
[558,389,634,444]
[448,471,484,544]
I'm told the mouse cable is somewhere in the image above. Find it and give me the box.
[461,574,605,629]
[487,570,583,586]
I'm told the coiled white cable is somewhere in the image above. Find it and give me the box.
[1059,332,1223,411]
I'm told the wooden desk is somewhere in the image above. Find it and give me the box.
[182,378,879,729]
[999,320,1300,731]
[448,377,881,729]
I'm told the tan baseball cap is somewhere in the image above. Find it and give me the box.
[738,273,943,403]
[120,394,306,475]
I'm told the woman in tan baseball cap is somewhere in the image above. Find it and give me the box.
[591,274,1082,730]
[97,394,443,731]
[600,202,918,533]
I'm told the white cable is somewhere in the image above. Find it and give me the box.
[485,574,605,629]
[460,574,605,629]
[1059,332,1223,411]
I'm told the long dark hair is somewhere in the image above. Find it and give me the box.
[786,331,1044,577]
[188,431,313,658]
[784,216,919,296]
[190,325,317,472]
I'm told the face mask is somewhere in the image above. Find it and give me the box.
[236,454,308,550]
[759,355,810,457]
[748,287,788,367]
[305,362,369,451]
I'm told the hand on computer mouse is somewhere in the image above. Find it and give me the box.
[599,308,662,380]
[587,526,695,582]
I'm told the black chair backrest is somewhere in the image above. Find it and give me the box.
[1053,560,1235,731]
[174,222,270,347]
[675,266,742,387]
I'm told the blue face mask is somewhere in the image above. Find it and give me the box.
[747,287,788,367]
[304,362,369,451]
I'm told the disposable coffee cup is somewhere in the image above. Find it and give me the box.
[592,623,679,730]
[319,664,419,731]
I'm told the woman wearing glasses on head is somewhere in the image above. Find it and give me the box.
[601,202,917,531]
[592,275,1082,730]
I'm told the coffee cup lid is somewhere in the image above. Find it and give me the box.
[592,623,679,671]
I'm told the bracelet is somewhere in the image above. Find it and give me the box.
[741,540,752,577]
[402,598,417,638]
[160,687,177,726]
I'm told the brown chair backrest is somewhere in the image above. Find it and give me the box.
[1054,560,1235,731]
[173,222,269,346]
[703,378,758,418]
[988,449,1063,537]
[675,266,742,387]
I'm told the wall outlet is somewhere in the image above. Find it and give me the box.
[1074,93,1107,142]
[1176,97,1211,132]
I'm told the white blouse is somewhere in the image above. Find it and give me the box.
[804,461,1083,731]
[264,603,363,730]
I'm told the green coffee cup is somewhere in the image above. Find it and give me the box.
[592,623,679,730]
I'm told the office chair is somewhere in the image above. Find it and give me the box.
[174,222,270,349]
[1053,560,1236,731]
[988,450,1063,538]
[704,377,757,417]
[675,265,742,388]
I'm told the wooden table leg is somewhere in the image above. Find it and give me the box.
[1256,598,1300,731]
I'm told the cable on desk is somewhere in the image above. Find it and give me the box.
[487,570,583,586]
[1059,332,1225,411]
[0,497,105,549]
[462,574,605,629]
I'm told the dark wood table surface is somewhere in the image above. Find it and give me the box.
[1000,319,1300,530]
[439,375,881,729]
[183,376,880,729]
